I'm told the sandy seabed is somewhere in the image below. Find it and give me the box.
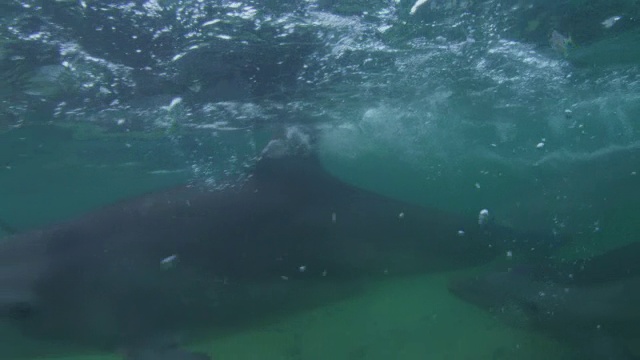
[9,271,569,360]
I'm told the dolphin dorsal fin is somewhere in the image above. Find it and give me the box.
[253,126,328,182]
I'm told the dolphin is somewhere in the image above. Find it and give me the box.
[546,241,640,286]
[0,130,555,359]
[448,258,640,360]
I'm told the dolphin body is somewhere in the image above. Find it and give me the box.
[545,241,640,286]
[448,251,640,360]
[0,135,550,359]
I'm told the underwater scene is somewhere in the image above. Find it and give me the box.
[1,0,640,359]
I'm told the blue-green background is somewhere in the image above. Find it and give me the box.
[1,0,639,358]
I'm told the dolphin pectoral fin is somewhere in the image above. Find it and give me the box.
[625,337,640,359]
[122,343,211,360]
[0,282,37,320]
[579,333,640,360]
[0,217,17,235]
[2,300,35,319]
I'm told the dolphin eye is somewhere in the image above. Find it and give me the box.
[521,300,539,315]
[8,301,34,319]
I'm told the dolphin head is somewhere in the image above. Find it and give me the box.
[448,271,534,311]
[0,231,48,320]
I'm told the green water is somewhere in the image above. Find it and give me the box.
[2,0,640,358]
[3,124,637,360]
[4,272,570,360]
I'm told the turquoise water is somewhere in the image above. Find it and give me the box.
[1,120,637,360]
[1,0,640,359]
